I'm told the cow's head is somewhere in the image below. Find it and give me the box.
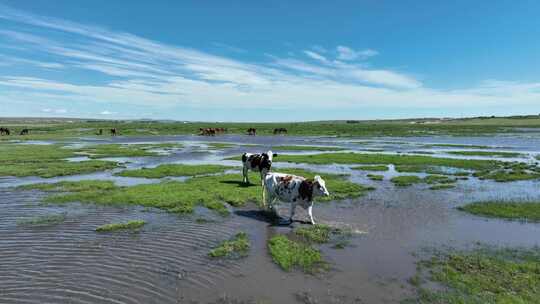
[313,175,330,197]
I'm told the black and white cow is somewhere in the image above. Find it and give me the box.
[241,150,277,184]
[262,172,330,225]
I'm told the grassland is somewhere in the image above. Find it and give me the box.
[352,165,389,171]
[208,232,250,258]
[95,220,146,232]
[77,144,160,159]
[275,152,499,171]
[367,174,384,181]
[268,235,324,273]
[458,200,540,222]
[390,175,423,187]
[3,115,540,140]
[21,167,372,216]
[116,164,235,178]
[0,143,118,177]
[447,150,522,158]
[407,247,540,303]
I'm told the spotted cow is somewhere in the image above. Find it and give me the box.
[241,150,277,184]
[262,172,329,225]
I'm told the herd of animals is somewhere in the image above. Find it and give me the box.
[0,127,287,137]
[1,125,319,224]
[241,150,328,225]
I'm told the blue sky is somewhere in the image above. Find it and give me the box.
[0,0,539,121]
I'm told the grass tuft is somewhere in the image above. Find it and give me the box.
[268,235,324,273]
[17,213,67,226]
[208,232,250,258]
[352,165,389,171]
[95,220,146,232]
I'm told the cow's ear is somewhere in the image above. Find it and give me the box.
[273,153,278,157]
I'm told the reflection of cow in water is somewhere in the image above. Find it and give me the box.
[19,129,29,136]
[273,128,287,135]
[0,127,10,135]
[110,128,118,136]
[247,128,257,136]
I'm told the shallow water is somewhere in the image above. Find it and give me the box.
[1,134,540,303]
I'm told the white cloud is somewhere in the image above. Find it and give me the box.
[0,4,538,120]
[336,46,378,61]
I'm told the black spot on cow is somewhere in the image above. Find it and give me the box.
[299,180,314,202]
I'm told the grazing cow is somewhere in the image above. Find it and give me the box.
[110,128,117,136]
[247,128,257,136]
[0,127,10,135]
[19,129,29,136]
[273,128,287,135]
[241,150,277,184]
[263,173,330,225]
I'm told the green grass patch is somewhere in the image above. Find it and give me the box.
[458,201,540,222]
[407,247,540,303]
[272,145,346,151]
[294,224,351,245]
[116,164,235,178]
[352,165,388,171]
[473,169,540,182]
[207,142,236,149]
[17,213,67,226]
[77,144,159,159]
[391,175,423,187]
[275,152,499,171]
[429,184,456,190]
[367,174,384,181]
[448,150,522,158]
[0,143,118,177]
[423,143,491,149]
[208,232,250,258]
[268,235,324,273]
[95,220,146,232]
[22,168,370,216]
[424,175,456,184]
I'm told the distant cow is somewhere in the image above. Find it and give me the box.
[110,128,117,136]
[19,129,29,136]
[241,150,277,185]
[0,127,10,135]
[263,173,330,225]
[273,128,287,135]
[247,128,257,136]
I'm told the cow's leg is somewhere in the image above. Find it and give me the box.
[289,202,296,224]
[262,185,267,209]
[242,166,249,184]
[307,205,315,225]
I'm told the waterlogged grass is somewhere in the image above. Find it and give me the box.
[17,212,67,226]
[95,220,146,232]
[352,165,388,171]
[272,145,346,151]
[391,175,423,187]
[367,174,384,181]
[22,168,370,216]
[407,247,540,303]
[207,142,236,149]
[117,164,235,178]
[276,153,499,171]
[423,143,491,149]
[78,144,158,159]
[429,184,456,190]
[208,232,250,258]
[474,168,540,182]
[268,235,324,273]
[458,200,540,222]
[0,143,118,177]
[424,175,456,184]
[448,150,522,158]
[294,224,351,244]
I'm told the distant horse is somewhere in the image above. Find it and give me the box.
[97,129,103,135]
[19,129,29,136]
[273,128,287,135]
[247,128,257,136]
[0,127,10,136]
[199,128,216,136]
[110,128,117,136]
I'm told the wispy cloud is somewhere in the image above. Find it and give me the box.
[0,4,539,120]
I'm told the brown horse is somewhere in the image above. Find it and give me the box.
[273,128,287,135]
[0,127,10,135]
[247,128,257,136]
[19,129,29,136]
[110,128,117,136]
